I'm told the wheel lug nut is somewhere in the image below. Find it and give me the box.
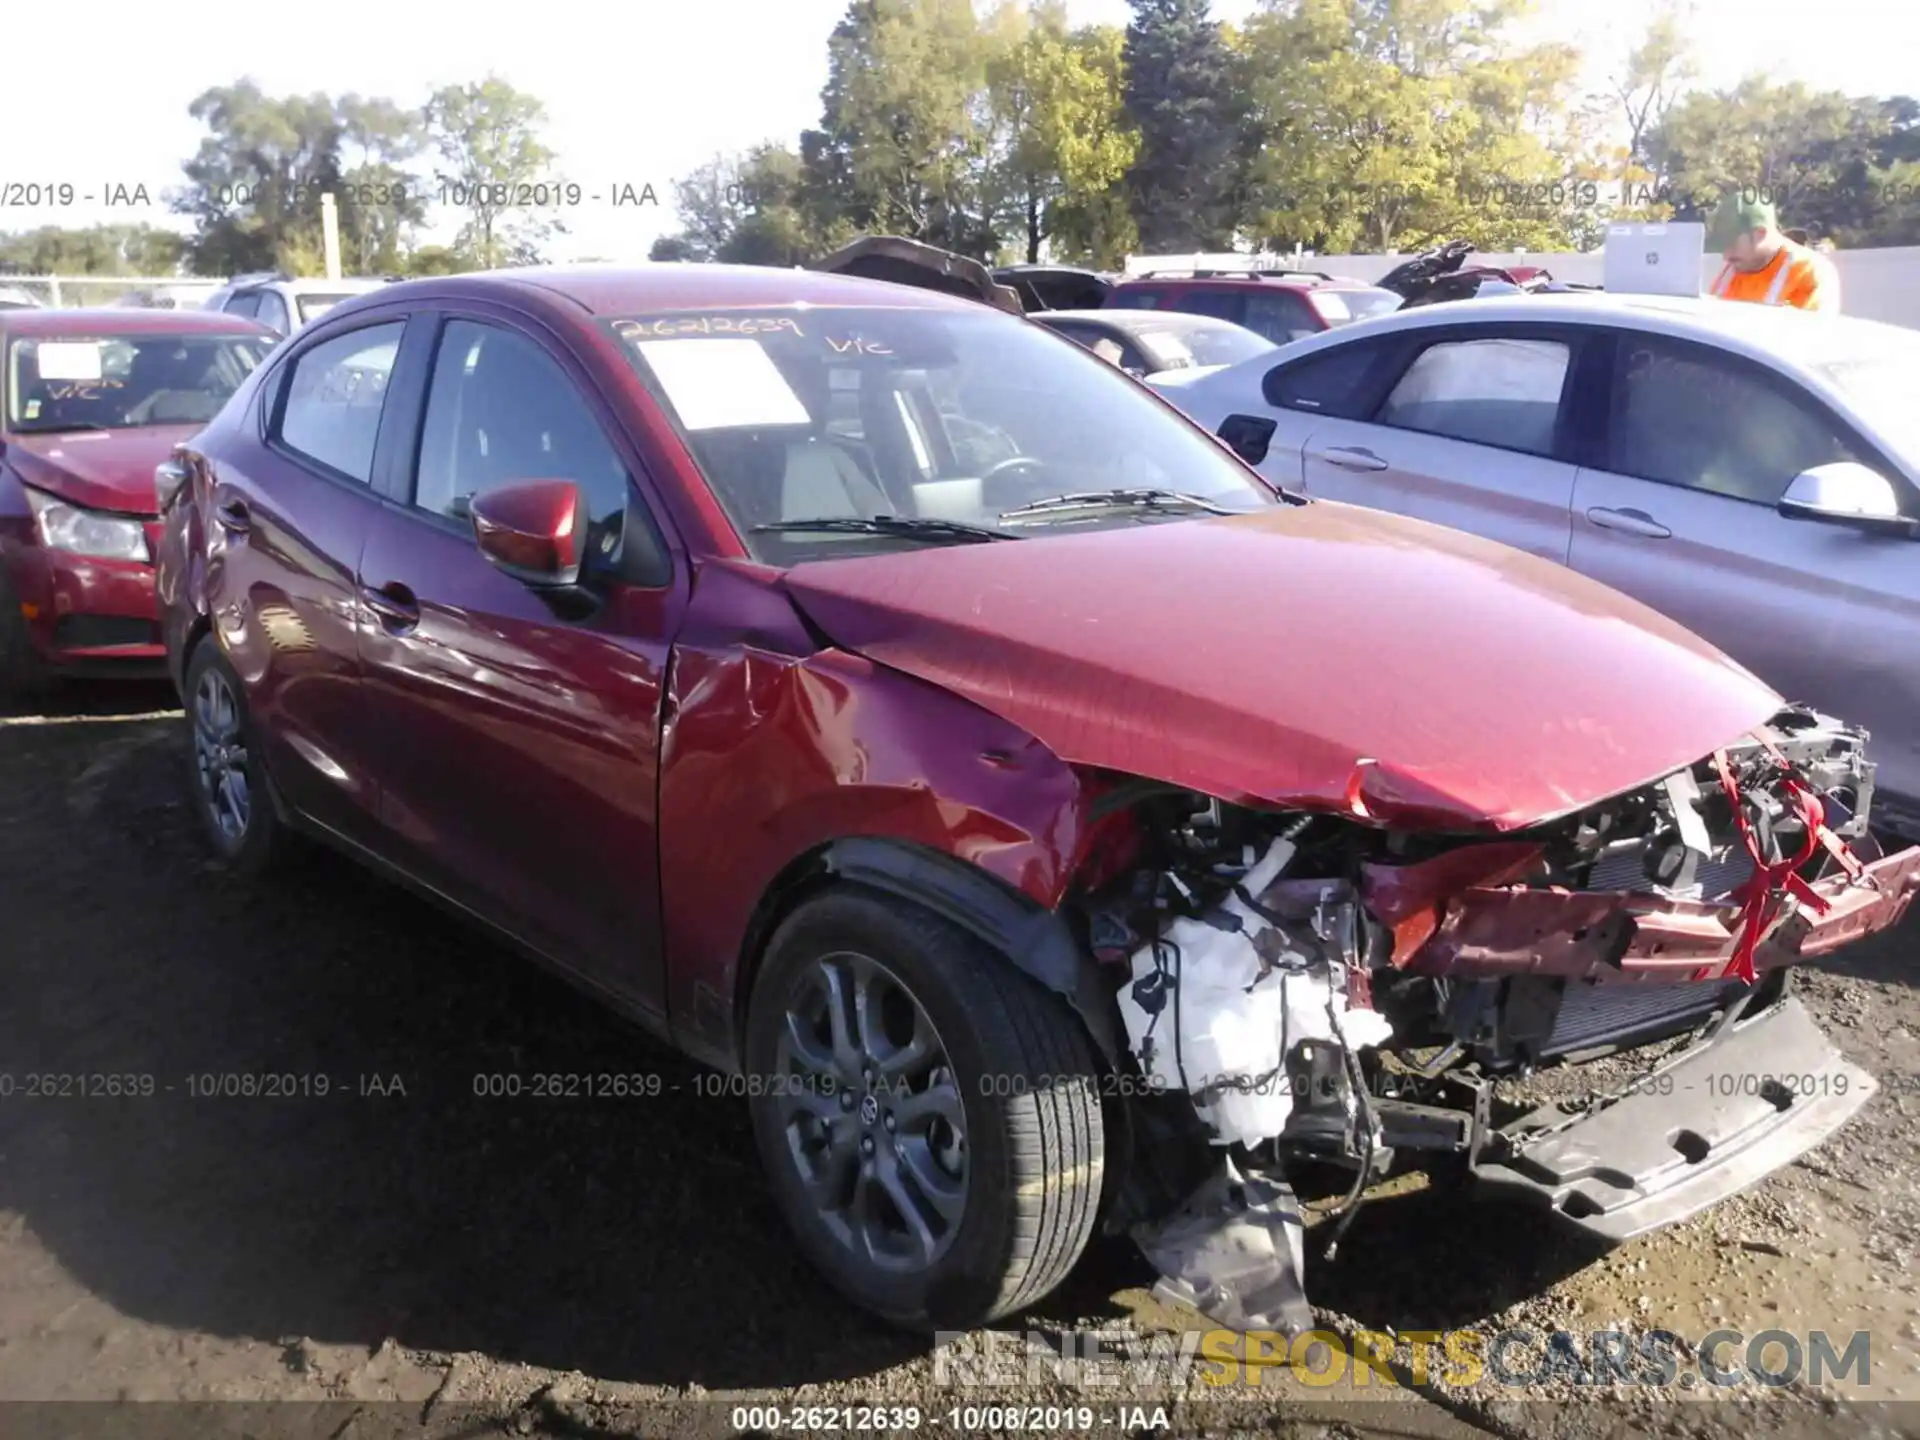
[839,1091,855,1111]
[883,1113,895,1132]
[860,1136,875,1156]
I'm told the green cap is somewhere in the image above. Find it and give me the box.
[1705,191,1779,250]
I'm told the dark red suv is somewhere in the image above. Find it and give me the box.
[156,264,1918,1337]
[1103,267,1403,345]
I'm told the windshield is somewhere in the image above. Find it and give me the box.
[5,333,267,433]
[297,293,358,323]
[1133,320,1275,370]
[1312,288,1405,326]
[1816,349,1920,463]
[610,305,1277,563]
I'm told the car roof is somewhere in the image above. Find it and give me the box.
[1111,271,1379,292]
[1279,290,1919,366]
[1039,308,1253,333]
[338,263,993,318]
[0,307,272,337]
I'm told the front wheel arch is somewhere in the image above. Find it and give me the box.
[734,837,1123,1071]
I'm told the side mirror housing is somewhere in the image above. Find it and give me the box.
[469,479,589,587]
[1217,413,1277,466]
[1777,461,1918,538]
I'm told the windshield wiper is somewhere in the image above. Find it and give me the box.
[997,487,1238,522]
[9,421,106,436]
[749,514,1017,544]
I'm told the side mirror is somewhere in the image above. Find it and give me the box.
[1217,413,1277,466]
[1777,462,1918,538]
[469,479,589,586]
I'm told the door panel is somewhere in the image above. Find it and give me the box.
[1569,472,1920,825]
[220,320,407,845]
[353,314,676,1008]
[1569,329,1920,826]
[356,516,674,1000]
[1297,415,1578,562]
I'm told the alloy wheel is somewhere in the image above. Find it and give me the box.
[192,667,250,846]
[773,951,968,1273]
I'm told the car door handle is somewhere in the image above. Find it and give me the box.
[214,497,250,533]
[1311,446,1389,472]
[360,582,420,632]
[1586,506,1671,539]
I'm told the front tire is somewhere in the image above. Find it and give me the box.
[183,636,284,875]
[745,888,1105,1330]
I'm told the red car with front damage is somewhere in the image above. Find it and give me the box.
[154,263,1920,1336]
[0,308,272,696]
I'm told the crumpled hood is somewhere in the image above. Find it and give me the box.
[4,425,199,515]
[779,503,1784,831]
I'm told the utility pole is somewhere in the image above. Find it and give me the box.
[321,193,342,280]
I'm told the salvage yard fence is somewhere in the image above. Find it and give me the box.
[0,275,222,309]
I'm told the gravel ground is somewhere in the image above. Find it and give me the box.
[3,681,1918,1439]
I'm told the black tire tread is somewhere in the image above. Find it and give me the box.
[752,888,1105,1328]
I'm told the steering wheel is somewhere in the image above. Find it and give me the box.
[978,454,1051,507]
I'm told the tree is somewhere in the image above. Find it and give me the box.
[804,0,994,254]
[335,94,428,273]
[1650,81,1920,247]
[0,224,187,276]
[654,143,822,267]
[400,244,476,276]
[1236,0,1583,255]
[174,81,346,275]
[649,234,700,261]
[425,76,565,268]
[1616,2,1696,168]
[1122,0,1247,251]
[982,5,1139,264]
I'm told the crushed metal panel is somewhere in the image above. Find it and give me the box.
[1474,995,1877,1242]
[1134,1155,1314,1337]
[808,236,1024,315]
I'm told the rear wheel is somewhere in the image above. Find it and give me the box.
[745,888,1104,1330]
[184,637,285,875]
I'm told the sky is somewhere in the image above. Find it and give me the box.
[4,0,1910,269]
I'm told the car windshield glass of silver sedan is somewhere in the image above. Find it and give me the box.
[5,333,267,433]
[1312,287,1405,326]
[1138,319,1275,369]
[609,306,1277,561]
[1816,348,1920,465]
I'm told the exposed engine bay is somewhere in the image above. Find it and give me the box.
[1071,705,1919,1334]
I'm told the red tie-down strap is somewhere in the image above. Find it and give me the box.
[1704,741,1864,984]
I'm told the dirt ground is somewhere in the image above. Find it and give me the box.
[4,680,1919,1439]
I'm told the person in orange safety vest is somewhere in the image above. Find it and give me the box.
[1704,193,1840,311]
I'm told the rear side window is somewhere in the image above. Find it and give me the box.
[1167,290,1246,326]
[1242,291,1319,345]
[254,291,291,334]
[1375,337,1570,457]
[1261,341,1392,419]
[223,292,261,319]
[275,322,405,484]
[1106,287,1163,310]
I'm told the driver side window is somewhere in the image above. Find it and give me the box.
[1609,337,1856,504]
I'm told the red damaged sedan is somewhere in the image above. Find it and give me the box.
[0,308,271,696]
[155,263,1920,1335]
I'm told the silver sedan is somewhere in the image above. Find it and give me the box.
[1157,292,1920,835]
